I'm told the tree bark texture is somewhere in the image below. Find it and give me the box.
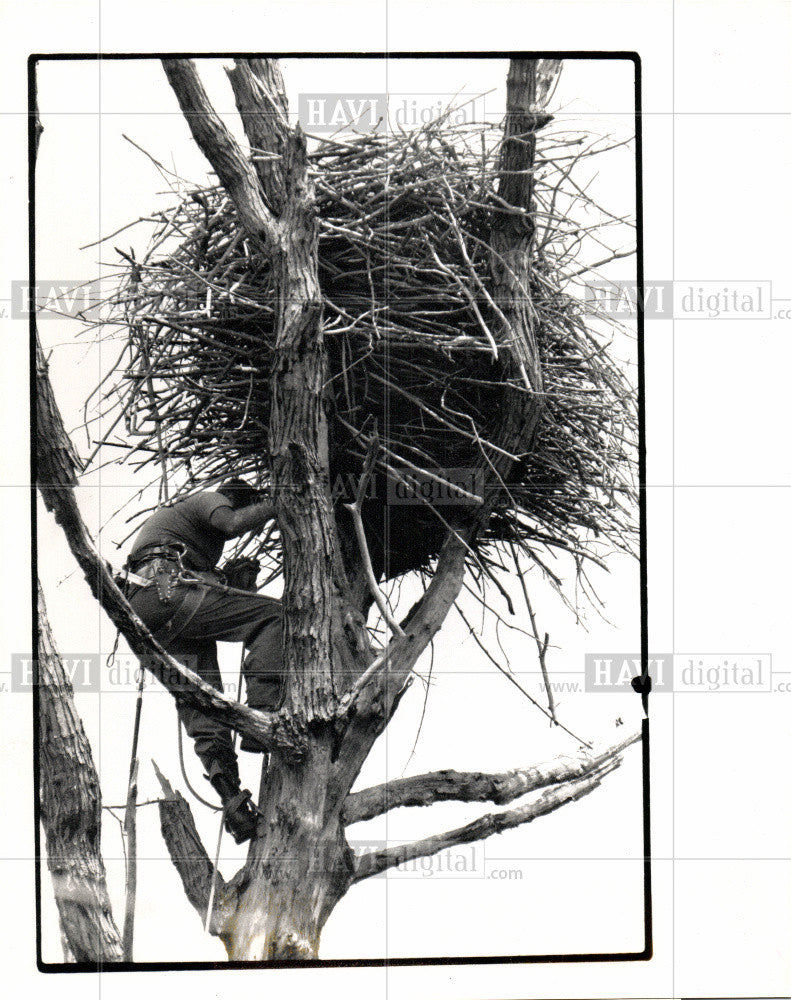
[37,583,123,962]
[486,58,562,499]
[161,57,370,959]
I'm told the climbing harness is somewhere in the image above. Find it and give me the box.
[152,581,210,646]
[116,546,274,602]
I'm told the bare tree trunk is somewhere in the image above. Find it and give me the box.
[37,583,122,962]
[489,58,561,478]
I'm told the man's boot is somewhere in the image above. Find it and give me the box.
[206,763,258,844]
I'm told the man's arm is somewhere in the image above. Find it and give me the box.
[209,500,276,539]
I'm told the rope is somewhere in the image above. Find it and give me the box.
[176,718,222,812]
[204,803,228,935]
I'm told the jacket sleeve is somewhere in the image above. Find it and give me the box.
[193,492,234,532]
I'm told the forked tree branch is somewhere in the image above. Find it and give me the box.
[36,333,306,760]
[343,732,640,825]
[162,59,279,245]
[226,57,290,212]
[351,738,635,883]
[348,528,471,710]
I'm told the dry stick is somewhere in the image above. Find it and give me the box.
[343,432,405,639]
[342,645,391,705]
[121,666,145,961]
[203,814,227,937]
[104,799,166,810]
[139,338,170,503]
[455,603,590,748]
[510,542,557,724]
[121,758,138,962]
[336,418,488,576]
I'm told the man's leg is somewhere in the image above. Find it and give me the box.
[127,581,261,842]
[171,638,238,778]
[176,583,282,647]
[244,616,285,711]
[238,616,284,752]
[174,586,285,737]
[166,637,259,844]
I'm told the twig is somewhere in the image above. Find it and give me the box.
[121,758,138,961]
[344,431,405,638]
[510,542,557,724]
[456,603,590,748]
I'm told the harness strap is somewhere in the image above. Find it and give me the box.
[128,543,186,568]
[128,542,211,574]
[152,583,210,645]
[119,559,277,603]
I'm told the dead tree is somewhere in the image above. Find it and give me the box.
[36,57,640,960]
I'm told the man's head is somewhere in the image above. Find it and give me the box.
[216,477,261,510]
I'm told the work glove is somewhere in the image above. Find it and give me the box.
[222,557,260,591]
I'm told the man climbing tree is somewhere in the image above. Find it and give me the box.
[125,478,283,842]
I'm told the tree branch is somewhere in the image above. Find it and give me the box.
[343,433,405,639]
[171,55,361,721]
[267,108,363,719]
[369,529,470,695]
[511,542,557,723]
[343,733,640,825]
[38,582,123,962]
[332,528,472,809]
[351,743,632,883]
[497,58,561,227]
[152,763,229,937]
[485,57,562,484]
[162,58,278,246]
[36,332,306,760]
[226,58,290,213]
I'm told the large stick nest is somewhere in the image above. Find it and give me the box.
[99,121,637,592]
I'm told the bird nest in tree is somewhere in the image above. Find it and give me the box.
[100,121,637,591]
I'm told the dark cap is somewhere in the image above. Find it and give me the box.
[216,477,261,509]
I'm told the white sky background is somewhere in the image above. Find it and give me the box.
[34,56,645,962]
